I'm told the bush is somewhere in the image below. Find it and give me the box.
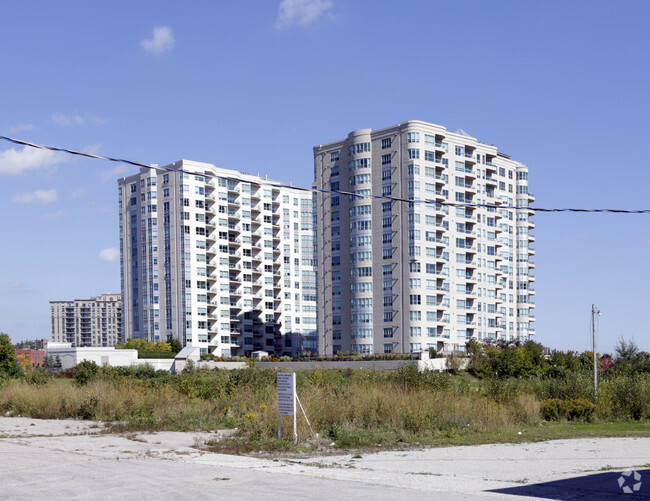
[75,360,99,386]
[540,397,596,422]
[137,351,176,359]
[605,374,650,420]
[25,368,51,386]
[467,340,548,379]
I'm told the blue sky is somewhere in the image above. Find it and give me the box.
[1,0,649,354]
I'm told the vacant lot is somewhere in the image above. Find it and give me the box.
[0,417,649,500]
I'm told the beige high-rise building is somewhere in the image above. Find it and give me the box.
[313,121,535,355]
[50,293,122,347]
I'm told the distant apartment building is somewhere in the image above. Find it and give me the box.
[50,294,122,347]
[118,160,317,357]
[313,121,536,355]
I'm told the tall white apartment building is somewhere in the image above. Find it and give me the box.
[50,293,122,347]
[313,121,535,355]
[118,160,317,356]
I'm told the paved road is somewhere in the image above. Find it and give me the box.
[0,417,648,500]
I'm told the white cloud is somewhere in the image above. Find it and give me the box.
[98,247,120,262]
[141,26,175,55]
[71,188,86,199]
[100,164,130,183]
[12,188,59,204]
[83,143,102,155]
[39,210,68,221]
[276,0,333,29]
[51,114,106,127]
[6,281,27,294]
[0,146,64,175]
[3,124,35,134]
[52,114,84,126]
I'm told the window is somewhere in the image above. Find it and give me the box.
[382,154,391,165]
[348,142,370,156]
[407,148,420,159]
[381,138,391,149]
[407,132,420,143]
[349,158,370,171]
[350,173,371,186]
[330,151,339,162]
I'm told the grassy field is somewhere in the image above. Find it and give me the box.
[1,366,649,453]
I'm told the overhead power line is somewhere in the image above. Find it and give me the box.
[2,135,650,214]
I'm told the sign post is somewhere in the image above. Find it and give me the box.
[277,372,297,443]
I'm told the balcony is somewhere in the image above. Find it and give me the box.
[485,174,497,186]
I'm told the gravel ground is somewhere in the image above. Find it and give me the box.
[0,417,648,500]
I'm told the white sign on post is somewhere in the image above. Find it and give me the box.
[277,372,297,442]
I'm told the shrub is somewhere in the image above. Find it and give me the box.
[75,360,99,386]
[25,368,51,386]
[540,397,596,422]
[605,374,650,420]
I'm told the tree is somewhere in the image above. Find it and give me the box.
[614,338,650,374]
[75,360,99,386]
[615,338,639,363]
[0,333,23,378]
[117,338,173,354]
[167,335,183,354]
[42,354,54,370]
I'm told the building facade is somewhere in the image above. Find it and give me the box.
[118,160,317,357]
[50,294,122,347]
[15,348,46,369]
[313,121,535,355]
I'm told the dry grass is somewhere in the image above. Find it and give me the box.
[0,367,590,451]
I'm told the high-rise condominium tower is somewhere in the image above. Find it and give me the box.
[118,160,317,356]
[313,121,535,356]
[50,293,122,347]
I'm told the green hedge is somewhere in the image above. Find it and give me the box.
[137,351,176,359]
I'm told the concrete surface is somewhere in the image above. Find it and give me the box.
[0,417,648,500]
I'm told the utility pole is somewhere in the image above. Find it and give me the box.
[592,304,600,400]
